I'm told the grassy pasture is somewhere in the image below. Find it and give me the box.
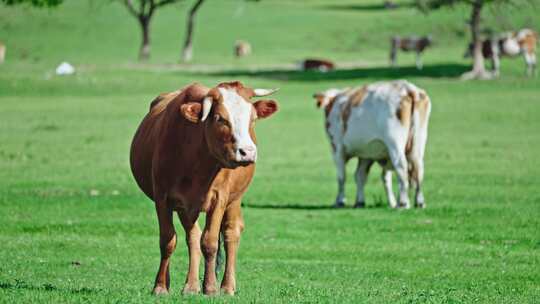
[0,0,539,303]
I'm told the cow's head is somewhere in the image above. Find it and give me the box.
[180,81,279,168]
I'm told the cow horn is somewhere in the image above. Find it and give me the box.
[201,96,213,122]
[252,88,279,97]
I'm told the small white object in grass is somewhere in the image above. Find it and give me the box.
[0,42,5,64]
[111,190,120,196]
[89,189,99,196]
[56,62,75,75]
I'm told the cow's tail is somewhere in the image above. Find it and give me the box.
[405,83,431,183]
[215,231,224,276]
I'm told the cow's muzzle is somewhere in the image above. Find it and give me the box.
[235,146,257,163]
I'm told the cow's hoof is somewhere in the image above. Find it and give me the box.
[416,203,426,209]
[221,287,235,296]
[334,201,346,208]
[397,203,411,210]
[203,286,219,296]
[354,201,365,208]
[182,284,200,295]
[152,286,169,296]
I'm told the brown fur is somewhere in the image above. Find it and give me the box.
[416,91,431,128]
[396,92,413,128]
[341,86,367,132]
[519,32,537,54]
[398,88,430,155]
[149,90,181,113]
[323,96,337,118]
[398,90,417,154]
[130,81,278,296]
[302,58,335,71]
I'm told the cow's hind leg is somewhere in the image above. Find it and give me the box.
[380,166,398,208]
[179,211,202,295]
[409,156,426,208]
[354,159,373,208]
[333,152,347,207]
[388,149,410,209]
[153,202,177,295]
[201,203,226,295]
[220,200,244,295]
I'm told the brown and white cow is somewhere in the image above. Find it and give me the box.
[234,40,251,58]
[301,58,335,72]
[465,29,537,77]
[390,36,432,70]
[314,80,431,209]
[130,81,278,296]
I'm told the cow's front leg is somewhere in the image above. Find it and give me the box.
[524,52,536,77]
[354,159,373,208]
[333,151,347,208]
[201,204,226,295]
[179,211,202,295]
[153,201,177,295]
[220,201,244,295]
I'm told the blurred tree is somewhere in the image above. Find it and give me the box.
[121,0,184,61]
[416,0,515,79]
[0,0,62,6]
[180,0,204,62]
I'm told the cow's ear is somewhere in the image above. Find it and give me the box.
[313,93,324,108]
[180,102,202,123]
[253,99,278,119]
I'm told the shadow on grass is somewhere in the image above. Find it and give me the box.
[242,202,387,210]
[0,280,99,294]
[321,2,415,12]
[194,64,469,82]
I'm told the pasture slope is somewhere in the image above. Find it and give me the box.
[0,0,539,303]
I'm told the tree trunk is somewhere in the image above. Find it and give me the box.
[461,0,492,80]
[139,17,151,61]
[181,0,205,62]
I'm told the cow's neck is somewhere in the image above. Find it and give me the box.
[158,110,222,203]
[178,129,222,190]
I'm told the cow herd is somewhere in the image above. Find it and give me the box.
[129,79,431,296]
[463,28,537,77]
[126,26,532,299]
[392,28,537,76]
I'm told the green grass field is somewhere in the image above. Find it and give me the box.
[1,0,539,302]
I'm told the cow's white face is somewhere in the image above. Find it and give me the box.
[219,87,258,164]
[180,82,279,169]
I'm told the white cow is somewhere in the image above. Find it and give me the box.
[314,80,431,209]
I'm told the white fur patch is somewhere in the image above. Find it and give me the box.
[219,88,256,153]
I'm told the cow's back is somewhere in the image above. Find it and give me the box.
[130,92,179,199]
[336,81,425,159]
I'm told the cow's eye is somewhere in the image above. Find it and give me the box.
[214,115,226,124]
